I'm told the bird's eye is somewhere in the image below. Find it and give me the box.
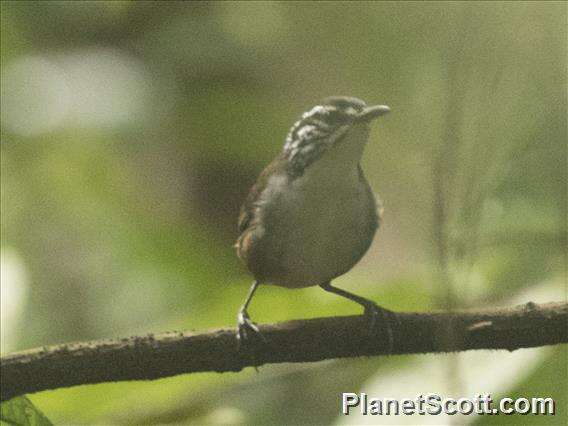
[326,109,351,125]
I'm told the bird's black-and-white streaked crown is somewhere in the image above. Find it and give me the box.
[283,97,389,176]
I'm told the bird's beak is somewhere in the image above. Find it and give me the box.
[356,104,390,123]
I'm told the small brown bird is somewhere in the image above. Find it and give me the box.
[235,96,391,342]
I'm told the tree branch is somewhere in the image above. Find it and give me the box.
[2,301,567,402]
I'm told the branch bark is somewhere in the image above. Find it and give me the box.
[2,301,567,402]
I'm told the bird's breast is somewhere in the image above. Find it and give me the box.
[252,164,378,288]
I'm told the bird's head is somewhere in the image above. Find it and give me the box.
[283,96,390,176]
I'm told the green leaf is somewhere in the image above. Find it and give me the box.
[0,397,53,426]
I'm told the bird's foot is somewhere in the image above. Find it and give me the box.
[236,309,266,349]
[362,302,395,352]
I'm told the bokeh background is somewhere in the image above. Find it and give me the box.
[1,1,566,424]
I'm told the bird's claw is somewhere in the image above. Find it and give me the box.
[236,309,266,348]
[363,302,395,352]
[363,303,380,333]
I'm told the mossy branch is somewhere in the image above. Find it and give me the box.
[2,301,567,402]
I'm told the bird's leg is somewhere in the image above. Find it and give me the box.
[320,281,394,351]
[237,280,266,346]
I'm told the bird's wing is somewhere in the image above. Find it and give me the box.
[237,153,288,235]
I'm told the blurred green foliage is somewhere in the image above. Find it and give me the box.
[1,1,565,424]
[0,396,52,426]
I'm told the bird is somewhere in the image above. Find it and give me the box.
[235,96,391,344]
